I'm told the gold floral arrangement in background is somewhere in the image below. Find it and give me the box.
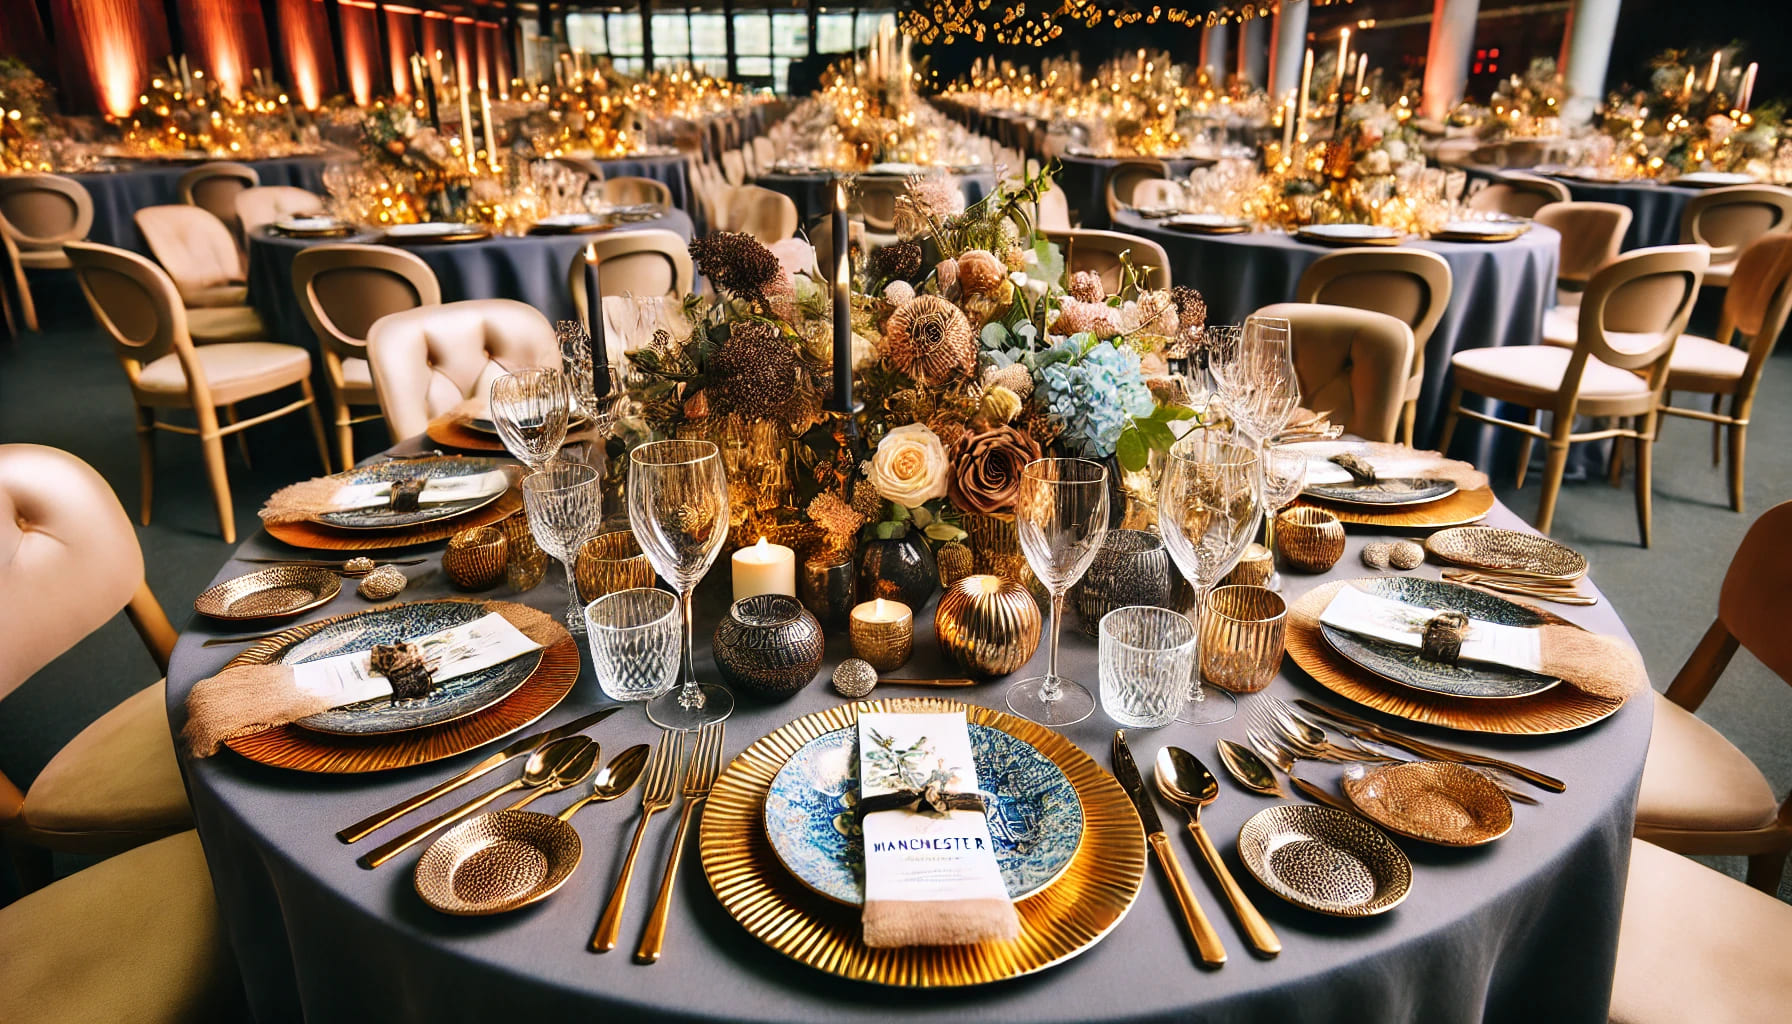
[1249,100,1441,232]
[1591,49,1785,179]
[528,61,646,159]
[116,57,316,160]
[0,58,54,173]
[1471,58,1566,141]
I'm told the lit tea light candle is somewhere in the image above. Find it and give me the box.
[732,537,796,601]
[849,597,914,671]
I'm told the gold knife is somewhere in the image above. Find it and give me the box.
[1112,731,1227,967]
[335,707,621,843]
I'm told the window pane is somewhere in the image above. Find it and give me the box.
[690,14,726,55]
[611,57,644,76]
[567,14,606,54]
[735,13,771,56]
[690,56,729,77]
[607,14,644,55]
[816,13,853,53]
[736,56,772,77]
[772,57,795,91]
[651,14,690,57]
[770,13,808,56]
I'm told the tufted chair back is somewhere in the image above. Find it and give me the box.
[0,444,175,699]
[1255,302,1414,442]
[234,185,325,240]
[0,174,94,254]
[133,205,245,306]
[567,229,694,332]
[603,176,674,208]
[365,299,561,441]
[176,161,259,242]
[1044,228,1171,291]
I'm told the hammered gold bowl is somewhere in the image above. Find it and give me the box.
[934,573,1042,677]
[575,529,657,603]
[443,526,508,591]
[194,566,340,621]
[413,810,582,916]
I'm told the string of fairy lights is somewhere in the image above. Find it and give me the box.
[898,0,1353,47]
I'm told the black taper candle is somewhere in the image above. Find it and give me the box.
[422,66,440,128]
[583,243,611,397]
[830,177,851,414]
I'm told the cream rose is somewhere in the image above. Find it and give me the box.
[869,423,949,507]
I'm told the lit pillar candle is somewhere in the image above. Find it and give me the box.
[458,74,476,173]
[1706,52,1722,93]
[1356,53,1369,97]
[1334,28,1351,103]
[1740,62,1758,112]
[1296,49,1313,134]
[1282,95,1295,154]
[480,86,497,170]
[849,597,914,671]
[733,537,797,600]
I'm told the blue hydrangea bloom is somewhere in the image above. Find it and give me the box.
[1032,339,1155,457]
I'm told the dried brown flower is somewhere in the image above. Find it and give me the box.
[689,232,780,298]
[851,481,886,520]
[1171,286,1208,331]
[983,362,1034,400]
[710,319,797,419]
[871,241,924,281]
[956,249,1007,295]
[947,425,1043,515]
[928,411,969,448]
[1068,270,1106,303]
[881,295,976,385]
[806,492,864,553]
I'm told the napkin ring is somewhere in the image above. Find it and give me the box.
[370,642,434,701]
[1328,453,1379,484]
[388,478,426,512]
[857,785,989,819]
[1420,611,1468,664]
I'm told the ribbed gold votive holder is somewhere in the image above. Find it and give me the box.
[962,510,1046,604]
[499,508,548,591]
[1222,543,1275,588]
[575,529,658,603]
[1199,585,1288,694]
[934,573,1042,677]
[849,600,914,672]
[443,526,508,590]
[1276,507,1346,573]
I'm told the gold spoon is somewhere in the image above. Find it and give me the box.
[1156,746,1283,958]
[503,741,601,811]
[557,744,650,818]
[1216,739,1288,799]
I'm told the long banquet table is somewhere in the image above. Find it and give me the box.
[1058,154,1217,229]
[165,435,1650,1024]
[756,168,998,225]
[70,154,335,253]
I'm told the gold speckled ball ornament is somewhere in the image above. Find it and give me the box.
[357,565,408,600]
[832,658,879,698]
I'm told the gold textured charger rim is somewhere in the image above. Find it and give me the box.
[1423,526,1589,581]
[218,599,577,772]
[700,697,1145,987]
[1286,580,1623,735]
[1293,485,1493,529]
[263,487,520,551]
[193,565,341,621]
[1296,226,1405,247]
[425,416,509,452]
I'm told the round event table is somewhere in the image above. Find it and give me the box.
[1058,154,1217,229]
[757,168,998,225]
[1110,211,1560,456]
[166,435,1649,1024]
[571,153,694,217]
[244,208,695,349]
[69,153,335,253]
[1545,175,1699,251]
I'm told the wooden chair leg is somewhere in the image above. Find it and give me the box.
[198,422,236,545]
[1537,441,1570,535]
[1399,399,1417,447]
[1514,409,1540,489]
[1435,387,1462,455]
[1711,393,1723,465]
[135,406,156,526]
[1608,423,1627,487]
[1633,427,1654,548]
[1728,415,1746,515]
[300,380,332,474]
[1746,850,1788,893]
[223,403,251,468]
[11,261,36,332]
[0,262,17,339]
[334,397,356,472]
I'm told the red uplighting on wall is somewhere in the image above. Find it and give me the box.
[179,0,272,99]
[339,0,380,106]
[50,0,171,118]
[275,0,337,109]
[386,5,419,98]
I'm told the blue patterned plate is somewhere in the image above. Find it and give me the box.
[1319,577,1561,700]
[1303,477,1459,508]
[289,602,542,736]
[310,456,511,531]
[763,723,1084,906]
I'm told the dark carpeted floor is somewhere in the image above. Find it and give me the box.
[3,274,1789,904]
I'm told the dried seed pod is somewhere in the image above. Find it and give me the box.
[832,658,879,698]
[357,565,408,600]
[344,556,376,574]
[1360,542,1392,570]
[1389,541,1425,570]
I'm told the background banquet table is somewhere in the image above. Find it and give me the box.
[565,152,695,216]
[1058,154,1217,229]
[1110,211,1561,453]
[164,437,1649,1024]
[1545,176,1698,250]
[244,209,695,349]
[756,168,998,225]
[70,153,335,253]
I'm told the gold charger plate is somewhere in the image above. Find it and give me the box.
[1293,485,1493,529]
[1286,580,1624,734]
[219,599,577,772]
[381,224,492,245]
[263,487,520,552]
[426,415,508,452]
[193,565,340,621]
[1296,225,1404,247]
[1341,761,1513,846]
[1424,526,1588,581]
[700,697,1145,987]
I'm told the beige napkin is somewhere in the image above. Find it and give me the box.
[258,465,512,524]
[1288,440,1490,493]
[182,603,562,756]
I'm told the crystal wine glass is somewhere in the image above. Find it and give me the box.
[1258,441,1309,592]
[490,368,571,472]
[1224,315,1299,446]
[627,439,733,729]
[522,463,603,636]
[1158,430,1262,725]
[1008,458,1110,726]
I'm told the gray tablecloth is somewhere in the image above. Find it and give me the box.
[244,209,695,348]
[757,169,998,227]
[70,154,333,253]
[1059,155,1217,229]
[1110,212,1561,459]
[165,437,1649,1024]
[1548,177,1697,250]
[591,153,694,217]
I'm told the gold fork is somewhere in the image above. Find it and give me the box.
[591,730,683,953]
[635,722,726,964]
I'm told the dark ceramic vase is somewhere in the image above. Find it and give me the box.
[1070,529,1177,637]
[856,532,939,610]
[712,594,825,701]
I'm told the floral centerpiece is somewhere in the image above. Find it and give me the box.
[117,58,315,160]
[1594,49,1784,179]
[1477,58,1566,140]
[0,58,54,173]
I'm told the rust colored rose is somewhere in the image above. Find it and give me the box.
[947,425,1043,515]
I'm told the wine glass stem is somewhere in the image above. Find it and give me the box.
[1187,585,1208,701]
[1042,590,1066,703]
[561,558,582,626]
[677,586,704,710]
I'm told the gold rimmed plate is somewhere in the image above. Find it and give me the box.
[382,222,492,245]
[1297,224,1403,247]
[1237,804,1411,916]
[306,456,513,531]
[528,212,616,235]
[1430,220,1531,243]
[1341,761,1513,847]
[701,697,1144,987]
[1424,526,1588,581]
[413,810,583,915]
[1164,213,1252,234]
[193,565,340,621]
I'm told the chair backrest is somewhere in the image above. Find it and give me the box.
[1105,160,1171,219]
[553,156,604,183]
[1129,179,1184,210]
[725,185,799,245]
[855,177,908,233]
[1565,245,1706,402]
[133,204,245,302]
[603,176,673,208]
[1295,247,1452,359]
[1715,501,1792,685]
[365,298,561,441]
[721,149,748,186]
[1255,301,1414,442]
[567,229,694,337]
[1466,173,1569,217]
[1044,228,1172,292]
[0,444,167,700]
[235,185,325,239]
[1535,201,1632,288]
[1714,232,1792,394]
[65,241,215,404]
[0,174,94,252]
[751,136,778,172]
[1037,185,1072,230]
[291,243,441,364]
[176,161,260,240]
[1680,185,1792,264]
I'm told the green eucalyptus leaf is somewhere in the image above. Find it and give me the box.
[1116,428,1149,473]
[923,522,964,542]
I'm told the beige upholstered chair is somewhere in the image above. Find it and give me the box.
[1465,173,1569,217]
[751,136,778,174]
[1631,500,1792,891]
[1437,245,1706,545]
[1296,247,1452,445]
[0,174,92,333]
[132,204,268,345]
[1104,159,1171,220]
[1679,184,1792,288]
[566,229,695,335]
[293,244,442,468]
[855,176,908,234]
[234,185,324,240]
[0,443,186,872]
[1658,233,1792,513]
[66,242,330,542]
[552,155,605,184]
[809,216,863,290]
[365,298,561,441]
[0,829,244,1023]
[1044,228,1172,292]
[722,184,799,244]
[1254,302,1415,443]
[1611,839,1792,1024]
[1129,179,1184,210]
[1536,201,1634,346]
[1037,184,1072,230]
[603,176,674,208]
[721,148,748,186]
[176,161,259,246]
